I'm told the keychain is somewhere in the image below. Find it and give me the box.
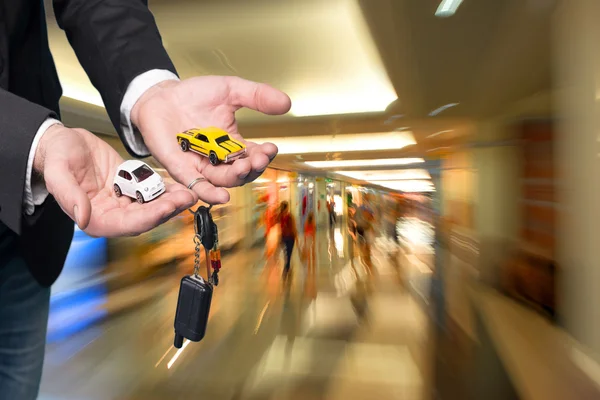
[172,206,221,348]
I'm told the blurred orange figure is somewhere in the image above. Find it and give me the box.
[303,212,316,264]
[303,212,317,299]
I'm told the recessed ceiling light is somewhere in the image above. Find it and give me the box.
[372,180,435,192]
[435,0,465,18]
[427,129,454,138]
[304,158,425,168]
[335,169,431,181]
[253,132,416,155]
[429,103,459,116]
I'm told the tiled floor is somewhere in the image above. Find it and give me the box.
[39,227,516,400]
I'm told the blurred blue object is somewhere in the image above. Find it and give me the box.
[47,224,108,343]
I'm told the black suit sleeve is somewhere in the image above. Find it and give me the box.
[0,88,57,234]
[52,0,178,157]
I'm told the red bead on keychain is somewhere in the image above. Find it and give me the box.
[210,249,221,273]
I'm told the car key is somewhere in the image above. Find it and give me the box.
[173,206,216,348]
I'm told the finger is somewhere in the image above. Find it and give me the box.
[161,148,231,204]
[201,157,252,188]
[241,147,271,184]
[200,142,276,187]
[165,181,200,204]
[44,162,92,229]
[163,183,200,214]
[248,143,274,171]
[257,141,279,162]
[226,76,291,115]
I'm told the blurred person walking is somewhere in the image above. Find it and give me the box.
[304,212,316,267]
[0,1,290,398]
[347,204,358,263]
[354,198,376,275]
[277,201,298,281]
[327,199,337,227]
[303,212,317,299]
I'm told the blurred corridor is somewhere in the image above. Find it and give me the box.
[40,219,482,400]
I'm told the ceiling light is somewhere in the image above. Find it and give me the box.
[429,103,459,116]
[427,130,454,138]
[291,88,397,117]
[253,131,416,155]
[335,169,431,181]
[373,180,435,192]
[304,158,424,169]
[285,0,398,117]
[435,0,465,17]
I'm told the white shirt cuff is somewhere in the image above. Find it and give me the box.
[24,118,63,216]
[120,69,180,156]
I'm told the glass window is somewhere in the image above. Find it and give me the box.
[124,172,132,181]
[118,170,126,179]
[131,165,154,183]
[195,134,208,142]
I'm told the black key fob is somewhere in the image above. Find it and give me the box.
[173,274,213,348]
[195,206,217,250]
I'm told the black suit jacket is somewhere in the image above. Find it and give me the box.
[0,0,177,286]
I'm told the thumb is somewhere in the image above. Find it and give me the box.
[44,161,92,229]
[226,76,291,115]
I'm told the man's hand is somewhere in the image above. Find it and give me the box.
[35,125,198,237]
[131,76,291,204]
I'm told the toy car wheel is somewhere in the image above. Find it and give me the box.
[114,184,122,197]
[180,139,189,152]
[136,191,145,204]
[209,151,219,166]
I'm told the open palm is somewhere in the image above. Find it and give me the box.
[40,126,197,237]
[132,76,291,204]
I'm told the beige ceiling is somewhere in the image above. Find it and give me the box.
[45,0,555,180]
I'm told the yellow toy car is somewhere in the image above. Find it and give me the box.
[176,127,247,165]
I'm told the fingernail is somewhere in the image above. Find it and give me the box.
[240,172,250,179]
[73,205,80,226]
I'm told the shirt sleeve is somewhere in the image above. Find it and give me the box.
[23,118,63,216]
[119,69,180,157]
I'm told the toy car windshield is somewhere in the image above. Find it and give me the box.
[132,165,155,183]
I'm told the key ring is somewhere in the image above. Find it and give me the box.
[188,204,212,215]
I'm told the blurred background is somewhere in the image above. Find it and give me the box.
[39,0,600,399]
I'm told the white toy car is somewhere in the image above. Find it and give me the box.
[113,160,166,204]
